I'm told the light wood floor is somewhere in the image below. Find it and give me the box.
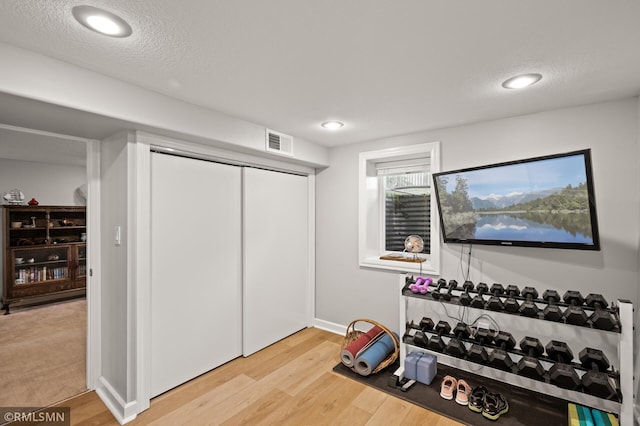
[58,327,462,425]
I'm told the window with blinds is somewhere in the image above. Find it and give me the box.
[377,159,430,254]
[359,141,440,274]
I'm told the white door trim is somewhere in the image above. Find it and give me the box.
[307,174,316,326]
[133,138,151,413]
[86,139,102,390]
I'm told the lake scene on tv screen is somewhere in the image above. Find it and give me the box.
[434,153,596,245]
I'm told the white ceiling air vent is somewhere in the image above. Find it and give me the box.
[265,129,294,156]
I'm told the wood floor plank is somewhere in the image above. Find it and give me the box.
[278,374,366,425]
[59,328,462,426]
[279,326,325,347]
[187,378,283,425]
[259,340,340,396]
[220,389,292,426]
[241,331,336,381]
[72,410,120,426]
[365,395,413,425]
[330,404,373,426]
[131,356,252,423]
[401,404,464,425]
[144,374,256,426]
[352,385,390,414]
[249,371,341,425]
[201,366,340,425]
[57,392,116,425]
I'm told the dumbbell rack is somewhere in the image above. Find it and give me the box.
[393,274,634,424]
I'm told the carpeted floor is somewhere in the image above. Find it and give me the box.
[334,360,568,426]
[0,298,86,407]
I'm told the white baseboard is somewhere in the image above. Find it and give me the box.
[313,318,347,336]
[95,376,138,425]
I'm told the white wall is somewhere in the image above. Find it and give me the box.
[97,131,133,419]
[316,98,640,331]
[0,158,85,205]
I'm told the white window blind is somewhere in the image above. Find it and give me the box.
[377,159,431,254]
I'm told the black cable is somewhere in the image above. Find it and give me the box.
[458,243,473,283]
[459,244,466,280]
[466,244,472,281]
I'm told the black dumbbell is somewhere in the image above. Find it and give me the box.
[486,283,505,311]
[517,336,546,380]
[459,281,475,306]
[442,280,458,302]
[427,320,451,352]
[471,282,489,309]
[430,278,449,300]
[563,291,588,325]
[488,331,516,371]
[504,285,520,313]
[586,294,617,331]
[419,317,435,332]
[467,328,492,365]
[412,330,429,347]
[411,317,434,346]
[579,348,617,400]
[547,340,580,390]
[542,289,563,322]
[519,287,540,318]
[445,322,471,358]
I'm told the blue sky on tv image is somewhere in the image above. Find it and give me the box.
[439,155,587,200]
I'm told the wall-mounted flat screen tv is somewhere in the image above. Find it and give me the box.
[432,149,600,250]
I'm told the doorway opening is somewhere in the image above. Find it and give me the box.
[0,124,97,408]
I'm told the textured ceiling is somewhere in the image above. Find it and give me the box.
[0,0,639,148]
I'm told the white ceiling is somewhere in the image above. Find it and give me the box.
[0,124,87,166]
[0,0,639,153]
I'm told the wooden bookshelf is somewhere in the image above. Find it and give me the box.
[2,205,86,314]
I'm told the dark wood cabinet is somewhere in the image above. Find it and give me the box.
[2,205,86,314]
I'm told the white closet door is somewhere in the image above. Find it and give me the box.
[150,153,242,397]
[243,168,310,356]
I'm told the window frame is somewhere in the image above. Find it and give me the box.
[358,142,441,274]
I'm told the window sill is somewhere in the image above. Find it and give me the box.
[360,256,438,275]
[379,254,426,263]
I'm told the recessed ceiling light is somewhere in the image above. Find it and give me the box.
[501,73,542,89]
[72,6,132,38]
[321,121,344,130]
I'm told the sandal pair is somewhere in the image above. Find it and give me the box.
[468,385,509,421]
[440,375,472,405]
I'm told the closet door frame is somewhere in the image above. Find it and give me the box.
[133,135,315,415]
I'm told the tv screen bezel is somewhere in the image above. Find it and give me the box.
[432,149,600,250]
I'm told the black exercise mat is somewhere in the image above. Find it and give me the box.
[333,361,567,425]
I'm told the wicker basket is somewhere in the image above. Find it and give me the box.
[341,318,400,374]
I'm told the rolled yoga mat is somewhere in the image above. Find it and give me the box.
[340,325,384,367]
[354,332,398,376]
